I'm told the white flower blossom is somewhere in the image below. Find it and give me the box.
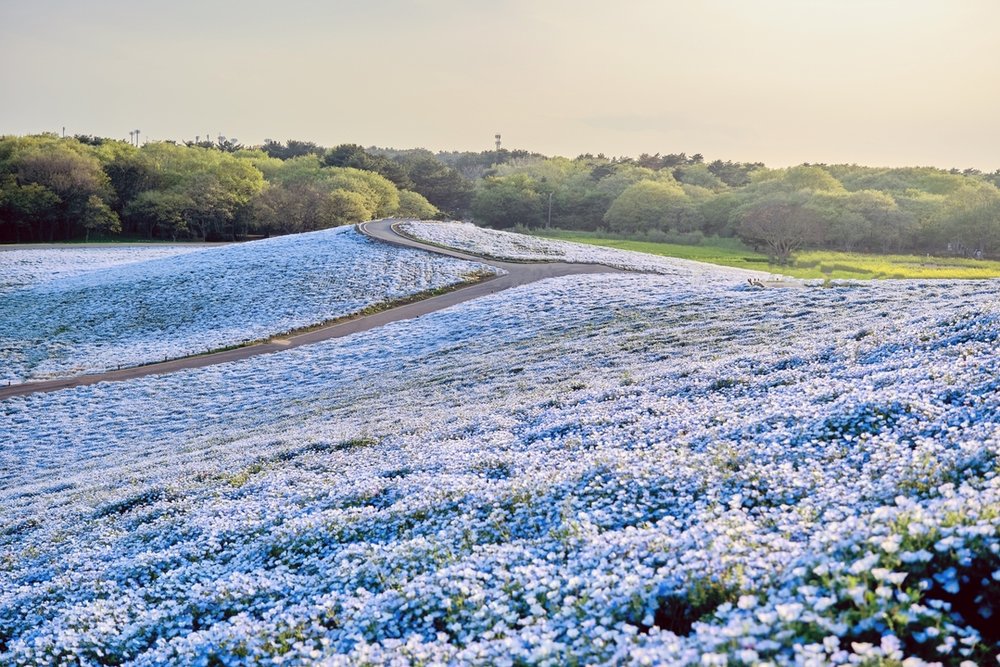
[2,229,999,665]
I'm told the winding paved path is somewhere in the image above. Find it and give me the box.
[0,220,621,400]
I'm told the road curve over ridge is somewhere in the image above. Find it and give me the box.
[0,220,622,400]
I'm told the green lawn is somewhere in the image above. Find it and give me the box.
[533,230,1000,280]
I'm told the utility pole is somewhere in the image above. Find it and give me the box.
[547,191,553,229]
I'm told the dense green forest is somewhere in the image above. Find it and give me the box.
[2,133,999,261]
[472,153,1000,261]
[0,136,448,243]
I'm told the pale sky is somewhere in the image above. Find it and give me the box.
[2,0,998,170]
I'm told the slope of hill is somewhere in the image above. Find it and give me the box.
[0,246,201,295]
[397,220,780,281]
[0,227,498,383]
[2,265,997,664]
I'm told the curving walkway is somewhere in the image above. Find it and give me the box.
[0,220,621,400]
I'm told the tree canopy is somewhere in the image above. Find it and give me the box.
[466,153,1000,259]
[0,135,449,243]
[3,133,999,259]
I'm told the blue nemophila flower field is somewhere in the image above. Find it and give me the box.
[1,230,998,665]
[0,227,497,383]
[399,220,773,279]
[0,246,200,296]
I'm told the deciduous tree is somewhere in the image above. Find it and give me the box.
[603,179,692,235]
[736,193,823,263]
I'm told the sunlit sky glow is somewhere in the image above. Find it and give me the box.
[2,0,998,169]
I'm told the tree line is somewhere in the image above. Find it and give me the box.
[0,136,460,243]
[3,134,999,261]
[471,153,1000,261]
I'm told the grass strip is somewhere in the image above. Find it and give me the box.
[533,230,1000,280]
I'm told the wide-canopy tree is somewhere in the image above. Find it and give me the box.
[736,191,824,263]
[396,190,439,219]
[603,179,694,235]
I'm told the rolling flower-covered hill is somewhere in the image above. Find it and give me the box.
[397,220,778,281]
[0,228,498,383]
[0,246,201,296]
[1,262,997,665]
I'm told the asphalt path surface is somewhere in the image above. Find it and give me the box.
[0,220,621,400]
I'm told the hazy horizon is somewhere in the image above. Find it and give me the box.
[2,0,998,170]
